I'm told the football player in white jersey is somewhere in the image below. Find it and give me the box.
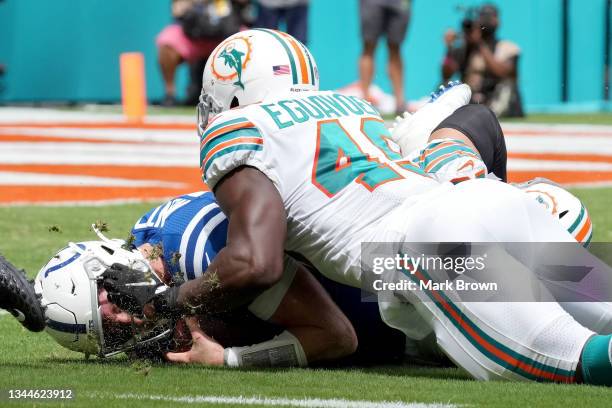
[102,29,612,385]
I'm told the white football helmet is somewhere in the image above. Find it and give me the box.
[518,178,593,246]
[34,227,173,357]
[197,28,319,135]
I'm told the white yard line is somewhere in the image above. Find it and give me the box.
[0,127,197,144]
[505,136,612,155]
[0,171,187,188]
[0,197,171,207]
[0,107,194,124]
[555,181,612,189]
[0,142,199,167]
[110,393,458,408]
[508,159,612,172]
[501,122,612,134]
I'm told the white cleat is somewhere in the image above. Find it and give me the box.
[390,81,471,156]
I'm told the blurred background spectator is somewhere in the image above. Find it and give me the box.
[442,3,524,117]
[256,0,309,44]
[156,0,251,106]
[358,0,411,115]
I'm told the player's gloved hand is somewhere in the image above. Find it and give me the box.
[101,263,181,318]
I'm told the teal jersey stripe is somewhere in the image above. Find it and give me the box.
[401,263,575,381]
[423,144,479,167]
[568,206,586,234]
[201,128,262,159]
[204,144,263,173]
[202,117,250,141]
[253,28,298,84]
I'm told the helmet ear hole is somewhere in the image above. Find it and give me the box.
[230,97,239,109]
[558,210,569,219]
[101,245,114,255]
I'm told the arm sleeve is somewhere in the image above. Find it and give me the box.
[406,138,488,184]
[247,255,298,321]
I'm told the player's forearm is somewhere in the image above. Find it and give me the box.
[182,328,337,368]
[223,330,308,367]
[288,326,355,364]
[174,167,287,315]
[176,244,284,314]
[266,265,358,363]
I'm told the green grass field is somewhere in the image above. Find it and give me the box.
[0,187,612,407]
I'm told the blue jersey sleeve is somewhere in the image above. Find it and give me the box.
[131,207,163,247]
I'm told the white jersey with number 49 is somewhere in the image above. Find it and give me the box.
[201,90,439,287]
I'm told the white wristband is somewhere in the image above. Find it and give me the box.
[223,330,307,367]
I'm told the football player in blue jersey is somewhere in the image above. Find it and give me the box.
[127,191,409,366]
[28,190,420,367]
[116,191,361,366]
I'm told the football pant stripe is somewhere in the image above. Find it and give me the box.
[404,265,576,382]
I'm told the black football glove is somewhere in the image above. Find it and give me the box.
[101,263,181,318]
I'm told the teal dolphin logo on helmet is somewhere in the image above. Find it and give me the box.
[218,45,246,90]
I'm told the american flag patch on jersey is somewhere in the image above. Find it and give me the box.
[273,65,291,75]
